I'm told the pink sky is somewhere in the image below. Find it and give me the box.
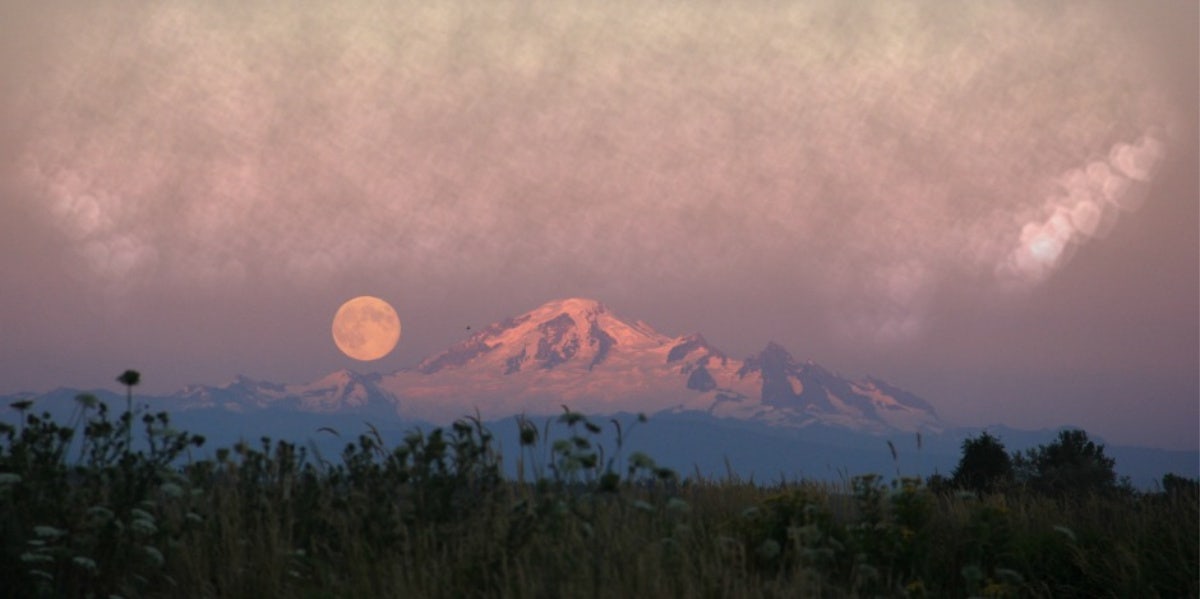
[1,1,1196,449]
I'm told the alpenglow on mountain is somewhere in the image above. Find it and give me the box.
[170,298,942,434]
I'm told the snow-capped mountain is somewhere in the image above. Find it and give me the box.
[170,369,393,415]
[373,298,730,420]
[673,342,942,433]
[10,298,1195,488]
[413,297,674,375]
[162,297,940,433]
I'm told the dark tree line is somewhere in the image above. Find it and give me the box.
[949,431,1012,494]
[947,428,1193,497]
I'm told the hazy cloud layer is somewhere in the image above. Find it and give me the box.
[1,1,1196,452]
[6,1,1182,345]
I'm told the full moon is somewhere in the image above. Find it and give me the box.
[331,296,402,361]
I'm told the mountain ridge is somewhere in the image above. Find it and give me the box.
[152,297,942,433]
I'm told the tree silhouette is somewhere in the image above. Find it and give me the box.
[1161,473,1199,498]
[951,431,1013,494]
[1013,429,1117,497]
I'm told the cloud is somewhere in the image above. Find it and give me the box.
[830,261,931,346]
[6,1,1182,342]
[83,234,158,282]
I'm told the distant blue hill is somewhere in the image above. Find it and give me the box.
[2,388,1193,490]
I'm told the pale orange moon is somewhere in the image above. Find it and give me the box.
[331,296,401,361]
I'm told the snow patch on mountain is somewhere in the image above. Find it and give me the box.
[672,341,941,433]
[170,369,391,414]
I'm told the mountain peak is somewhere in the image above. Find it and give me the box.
[552,296,605,309]
[313,368,371,385]
[414,297,673,375]
[393,300,940,432]
[667,333,724,363]
[528,297,608,318]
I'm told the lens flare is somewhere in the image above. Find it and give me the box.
[1000,134,1165,286]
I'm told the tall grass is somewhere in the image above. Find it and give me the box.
[1,395,1195,598]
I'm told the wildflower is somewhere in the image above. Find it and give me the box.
[856,563,879,582]
[905,579,927,595]
[961,564,984,584]
[86,506,115,523]
[628,452,656,470]
[159,482,183,498]
[20,552,53,564]
[73,556,98,573]
[143,546,164,567]
[519,423,538,446]
[666,497,690,513]
[1053,525,1076,543]
[33,526,65,539]
[994,568,1024,584]
[598,471,620,492]
[756,539,781,561]
[982,581,1010,597]
[131,518,157,536]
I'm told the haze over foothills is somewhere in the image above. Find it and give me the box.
[0,2,1195,450]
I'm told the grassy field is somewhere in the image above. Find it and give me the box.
[1,396,1196,598]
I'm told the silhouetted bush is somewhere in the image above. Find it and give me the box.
[1012,429,1118,497]
[951,431,1014,494]
[1162,473,1199,497]
[1,379,1196,597]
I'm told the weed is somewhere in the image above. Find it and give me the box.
[0,384,1195,597]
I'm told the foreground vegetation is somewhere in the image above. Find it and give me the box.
[1,384,1196,597]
